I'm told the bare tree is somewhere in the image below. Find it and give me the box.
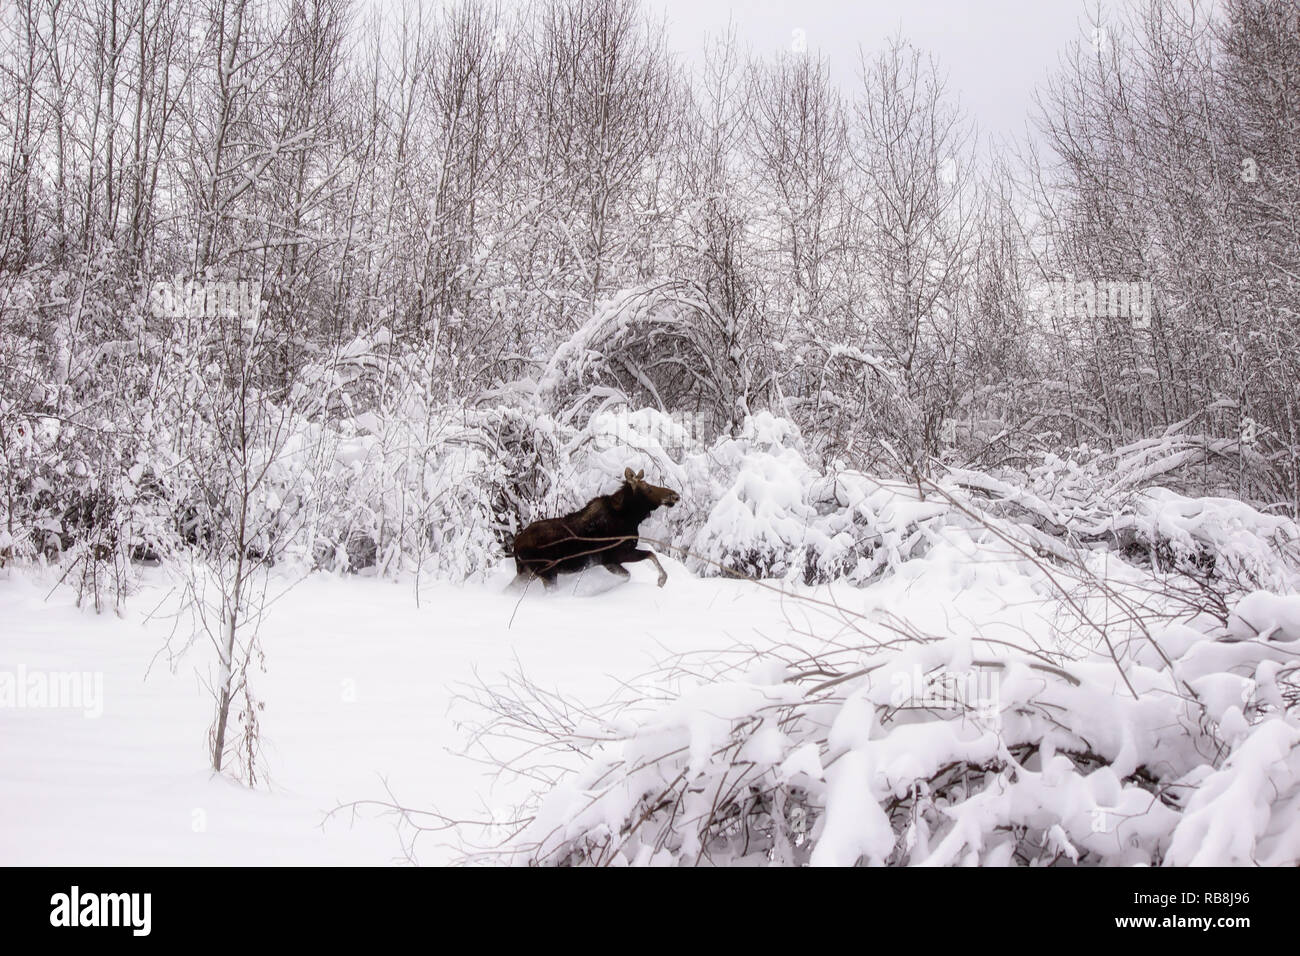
[520,0,675,323]
[846,37,978,474]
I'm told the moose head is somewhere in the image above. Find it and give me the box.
[623,467,680,509]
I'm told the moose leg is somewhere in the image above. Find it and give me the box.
[509,570,556,594]
[645,550,668,588]
[613,549,669,588]
[513,555,560,593]
[604,563,631,582]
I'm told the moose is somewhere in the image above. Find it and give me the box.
[510,468,681,590]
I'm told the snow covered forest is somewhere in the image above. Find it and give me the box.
[2,0,1300,867]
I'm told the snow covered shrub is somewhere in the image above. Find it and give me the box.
[580,411,985,586]
[291,327,396,421]
[686,413,827,580]
[294,358,561,581]
[548,408,945,586]
[538,281,767,436]
[476,573,1300,867]
[1113,489,1300,591]
[953,439,1300,593]
[0,402,52,563]
[779,336,916,475]
[318,407,517,581]
[473,397,570,531]
[0,272,76,564]
[0,278,184,606]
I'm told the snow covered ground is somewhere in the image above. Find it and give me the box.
[0,556,787,865]
[4,486,1299,866]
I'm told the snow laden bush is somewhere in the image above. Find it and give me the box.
[655,415,1300,592]
[0,283,190,607]
[546,409,955,586]
[686,414,818,580]
[401,401,1300,593]
[677,414,980,584]
[949,447,1300,594]
[466,517,1300,867]
[537,280,770,436]
[277,344,531,581]
[532,406,869,583]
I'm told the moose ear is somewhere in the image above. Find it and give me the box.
[636,469,645,479]
[624,467,635,480]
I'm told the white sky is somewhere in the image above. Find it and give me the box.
[364,0,1140,150]
[644,0,1137,147]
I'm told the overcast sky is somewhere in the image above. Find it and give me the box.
[644,0,1136,147]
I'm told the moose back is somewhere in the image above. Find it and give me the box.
[511,468,680,589]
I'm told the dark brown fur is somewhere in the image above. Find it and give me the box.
[511,468,680,590]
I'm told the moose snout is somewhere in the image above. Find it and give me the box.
[664,491,680,507]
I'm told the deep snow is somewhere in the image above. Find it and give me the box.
[4,495,1299,866]
[0,556,786,865]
